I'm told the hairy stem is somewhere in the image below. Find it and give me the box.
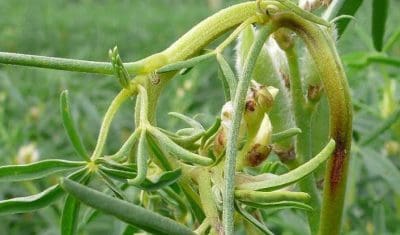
[285,47,320,234]
[223,24,274,235]
[272,12,352,235]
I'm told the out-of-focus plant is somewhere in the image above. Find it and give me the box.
[2,0,394,234]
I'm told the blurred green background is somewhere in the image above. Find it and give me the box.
[0,0,399,234]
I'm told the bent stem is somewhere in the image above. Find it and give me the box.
[223,24,274,235]
[272,11,352,235]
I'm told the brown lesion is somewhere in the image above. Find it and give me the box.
[328,138,347,193]
[246,144,272,167]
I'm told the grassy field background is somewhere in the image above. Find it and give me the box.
[0,0,399,234]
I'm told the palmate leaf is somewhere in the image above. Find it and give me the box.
[60,178,195,235]
[0,159,86,182]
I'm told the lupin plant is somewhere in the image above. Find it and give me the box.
[0,0,356,234]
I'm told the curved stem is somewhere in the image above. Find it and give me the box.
[272,12,352,235]
[91,89,134,160]
[223,24,274,235]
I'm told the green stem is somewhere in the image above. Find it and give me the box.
[272,12,352,235]
[285,47,320,234]
[0,52,114,75]
[91,89,133,160]
[223,24,274,235]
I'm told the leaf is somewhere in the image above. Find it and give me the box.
[168,112,204,131]
[128,130,148,185]
[217,53,237,99]
[148,127,213,166]
[0,184,64,216]
[234,202,274,235]
[157,52,216,73]
[99,165,136,181]
[235,190,310,204]
[201,117,221,147]
[323,0,364,37]
[237,139,335,191]
[61,194,81,235]
[122,225,139,235]
[0,168,86,216]
[137,169,182,191]
[271,128,302,143]
[241,201,313,211]
[372,0,389,51]
[0,159,86,182]
[98,170,127,200]
[60,178,195,235]
[60,90,90,161]
[146,131,174,171]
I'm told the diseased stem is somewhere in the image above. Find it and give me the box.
[285,47,320,234]
[223,24,274,235]
[272,12,352,235]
